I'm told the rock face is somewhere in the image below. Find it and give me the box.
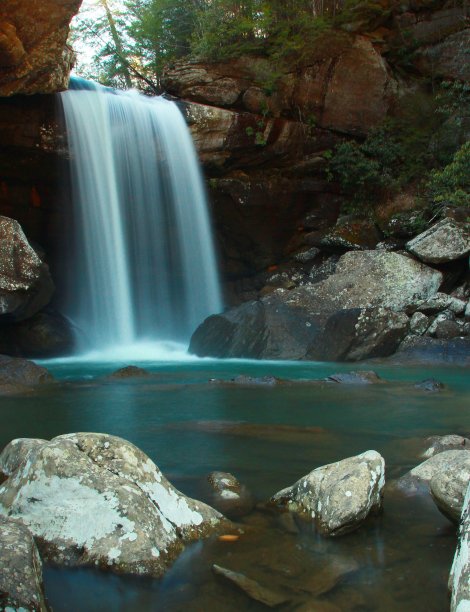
[0,216,54,321]
[190,251,442,361]
[449,482,470,612]
[0,433,226,577]
[270,451,385,536]
[0,355,53,394]
[406,218,470,264]
[0,0,82,96]
[0,516,48,611]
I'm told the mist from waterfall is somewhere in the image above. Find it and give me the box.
[59,79,222,357]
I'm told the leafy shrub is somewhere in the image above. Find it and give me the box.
[427,142,470,211]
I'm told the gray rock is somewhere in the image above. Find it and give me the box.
[0,216,54,321]
[397,450,470,494]
[406,218,470,264]
[326,371,383,384]
[207,471,254,518]
[423,435,470,458]
[0,355,54,395]
[430,461,470,524]
[449,482,470,611]
[426,311,455,337]
[0,433,227,577]
[394,336,470,365]
[0,516,48,611]
[417,292,467,316]
[270,451,385,536]
[434,319,464,340]
[294,247,321,263]
[191,249,441,361]
[0,438,47,477]
[409,311,430,335]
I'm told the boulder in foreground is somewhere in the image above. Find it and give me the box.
[449,482,470,611]
[270,451,385,536]
[0,433,227,577]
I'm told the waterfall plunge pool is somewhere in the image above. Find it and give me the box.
[2,357,469,611]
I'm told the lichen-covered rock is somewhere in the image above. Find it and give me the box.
[416,293,467,316]
[406,218,470,264]
[270,451,385,536]
[0,516,48,611]
[397,450,470,494]
[409,311,430,335]
[0,438,47,477]
[449,482,470,611]
[0,216,54,321]
[0,0,82,96]
[0,354,53,395]
[430,459,470,524]
[0,433,227,577]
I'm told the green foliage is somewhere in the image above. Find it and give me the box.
[427,142,470,212]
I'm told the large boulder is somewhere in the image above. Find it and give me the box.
[430,461,470,524]
[270,451,385,536]
[0,216,54,321]
[0,0,82,96]
[449,482,470,611]
[190,251,442,360]
[406,218,470,264]
[0,516,48,611]
[396,450,470,495]
[0,433,227,577]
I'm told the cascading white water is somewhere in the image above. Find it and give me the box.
[60,78,222,356]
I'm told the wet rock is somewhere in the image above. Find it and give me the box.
[0,516,48,611]
[108,366,151,379]
[271,451,385,536]
[406,218,470,264]
[413,378,445,392]
[430,462,470,524]
[449,482,470,611]
[423,435,470,458]
[397,450,470,494]
[0,354,53,394]
[326,371,383,385]
[0,310,75,358]
[0,433,227,577]
[0,438,47,478]
[0,216,54,321]
[207,471,254,518]
[0,0,81,95]
[300,558,360,597]
[212,564,291,607]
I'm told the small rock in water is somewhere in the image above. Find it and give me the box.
[270,451,385,536]
[326,371,383,385]
[413,378,445,392]
[212,564,291,607]
[107,365,150,379]
[422,435,470,458]
[300,558,360,597]
[207,471,254,518]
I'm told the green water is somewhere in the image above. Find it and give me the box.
[1,358,469,611]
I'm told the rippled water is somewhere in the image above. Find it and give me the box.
[2,358,469,611]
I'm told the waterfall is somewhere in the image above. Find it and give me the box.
[59,78,222,356]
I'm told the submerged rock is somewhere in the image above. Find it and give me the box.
[449,482,470,611]
[270,451,385,536]
[0,354,53,394]
[212,564,291,607]
[406,218,470,264]
[0,516,48,611]
[0,433,227,577]
[107,366,151,379]
[413,378,445,392]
